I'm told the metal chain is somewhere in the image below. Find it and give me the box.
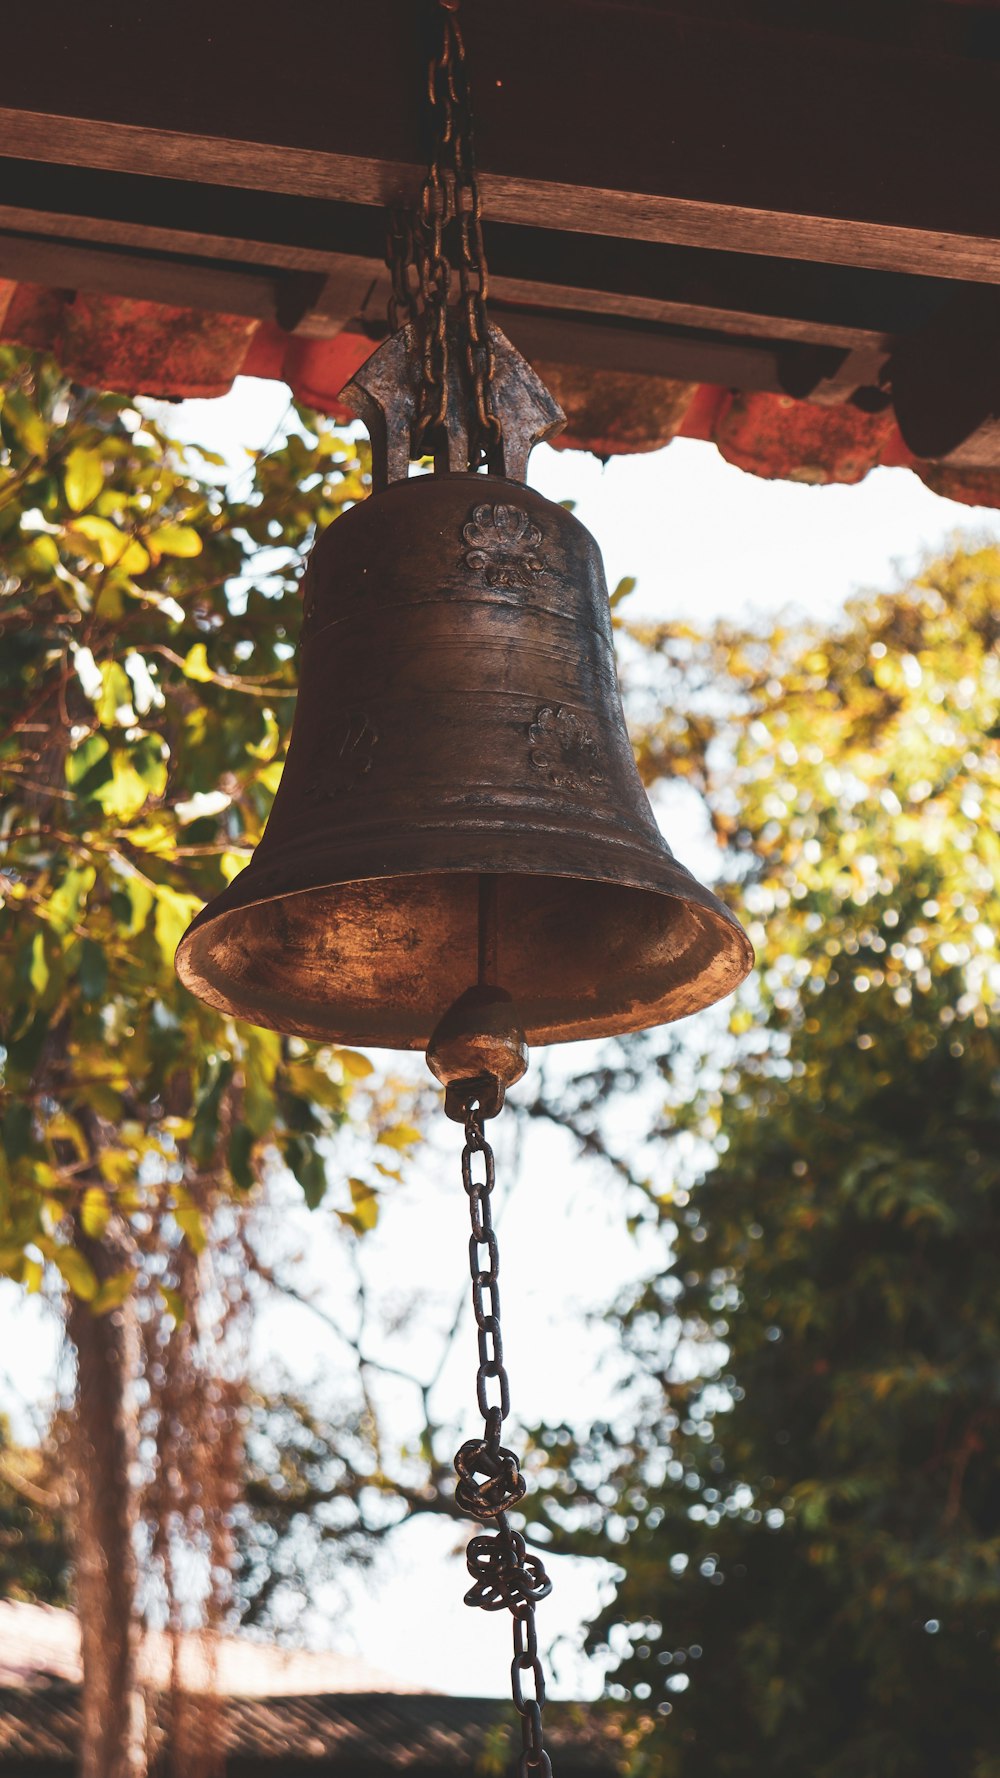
[453,1103,553,1778]
[385,0,500,468]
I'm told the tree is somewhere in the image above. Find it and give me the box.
[0,346,420,1775]
[0,1413,69,1605]
[532,555,1000,1777]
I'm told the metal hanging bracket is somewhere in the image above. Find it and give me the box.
[340,320,565,490]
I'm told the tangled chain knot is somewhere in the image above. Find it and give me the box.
[454,1437,527,1519]
[464,1528,553,1613]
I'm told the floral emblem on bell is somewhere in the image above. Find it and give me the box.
[462,503,545,590]
[528,705,605,792]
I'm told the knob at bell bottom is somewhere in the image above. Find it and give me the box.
[175,474,753,1046]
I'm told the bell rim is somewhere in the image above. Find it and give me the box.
[175,833,754,1046]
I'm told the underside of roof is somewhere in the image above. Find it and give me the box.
[3,0,1000,505]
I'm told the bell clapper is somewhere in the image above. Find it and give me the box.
[426,865,528,1120]
[477,872,499,989]
[426,982,529,1124]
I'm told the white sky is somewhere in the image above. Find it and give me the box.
[3,377,998,1697]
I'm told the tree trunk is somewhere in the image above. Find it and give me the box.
[67,1226,147,1778]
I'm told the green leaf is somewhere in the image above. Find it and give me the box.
[94,753,152,821]
[69,514,128,566]
[96,661,134,726]
[190,1060,234,1167]
[153,885,203,965]
[159,1285,186,1324]
[257,760,283,794]
[3,389,49,457]
[92,1269,134,1314]
[2,1101,33,1163]
[183,642,214,683]
[65,733,112,794]
[23,1256,44,1294]
[64,446,104,513]
[297,1148,329,1210]
[228,1124,255,1192]
[98,1149,136,1187]
[28,932,49,996]
[4,1013,49,1081]
[175,1205,207,1254]
[48,866,97,935]
[131,733,169,795]
[111,876,154,937]
[44,1113,88,1161]
[80,1186,111,1237]
[348,1177,379,1232]
[379,1123,422,1153]
[77,1082,124,1121]
[77,938,108,1002]
[334,1048,375,1080]
[54,1246,99,1302]
[149,523,203,559]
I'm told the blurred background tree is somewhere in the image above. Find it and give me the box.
[529,559,1000,1777]
[0,1414,69,1605]
[2,337,998,1778]
[0,346,422,1776]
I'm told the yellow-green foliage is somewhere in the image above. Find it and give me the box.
[539,559,1000,1778]
[0,348,398,1309]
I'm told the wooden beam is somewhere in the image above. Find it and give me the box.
[1,1,1000,281]
[0,231,281,321]
[0,155,953,346]
[493,311,790,394]
[0,203,891,351]
[0,223,808,394]
[4,104,999,286]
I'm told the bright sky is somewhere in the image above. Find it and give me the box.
[3,376,998,1698]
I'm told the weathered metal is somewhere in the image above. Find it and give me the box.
[454,1100,554,1778]
[426,983,529,1121]
[174,454,753,1046]
[383,0,500,470]
[344,318,564,487]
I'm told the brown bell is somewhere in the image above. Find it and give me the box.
[175,325,753,1048]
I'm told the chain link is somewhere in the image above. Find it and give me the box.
[453,1103,553,1778]
[385,0,500,468]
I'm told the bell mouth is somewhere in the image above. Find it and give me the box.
[176,859,753,1050]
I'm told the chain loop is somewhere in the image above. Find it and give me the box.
[453,1102,553,1776]
[384,0,500,468]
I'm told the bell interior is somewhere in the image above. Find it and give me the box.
[180,869,748,1049]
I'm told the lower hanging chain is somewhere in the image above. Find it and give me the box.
[454,1103,554,1778]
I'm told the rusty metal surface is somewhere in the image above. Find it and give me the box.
[342,319,564,488]
[426,984,529,1121]
[175,472,753,1046]
[452,1102,554,1778]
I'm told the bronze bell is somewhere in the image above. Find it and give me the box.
[175,323,753,1050]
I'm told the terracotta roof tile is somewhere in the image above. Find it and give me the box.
[3,283,999,510]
